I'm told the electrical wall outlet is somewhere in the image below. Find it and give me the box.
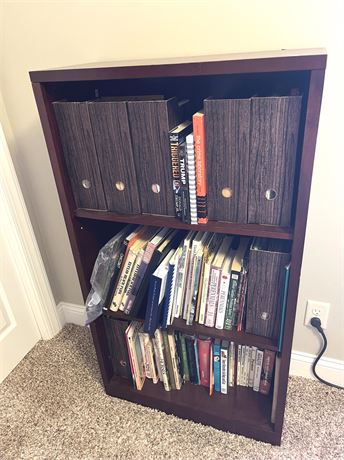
[304,300,330,329]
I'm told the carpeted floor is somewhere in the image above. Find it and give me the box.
[1,325,343,459]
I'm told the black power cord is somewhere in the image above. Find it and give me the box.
[310,317,344,390]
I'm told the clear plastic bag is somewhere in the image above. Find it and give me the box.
[85,235,120,325]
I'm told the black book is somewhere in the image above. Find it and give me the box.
[184,335,199,385]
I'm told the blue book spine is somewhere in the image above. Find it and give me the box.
[161,263,175,329]
[213,341,221,392]
[144,275,162,335]
[278,264,291,352]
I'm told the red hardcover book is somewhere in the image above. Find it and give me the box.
[259,350,276,395]
[197,337,212,387]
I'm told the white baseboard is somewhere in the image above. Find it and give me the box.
[290,350,344,386]
[57,302,344,387]
[57,302,87,327]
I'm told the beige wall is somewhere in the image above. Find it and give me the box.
[1,1,343,359]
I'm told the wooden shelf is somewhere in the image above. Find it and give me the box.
[106,375,278,444]
[75,209,293,240]
[104,311,278,352]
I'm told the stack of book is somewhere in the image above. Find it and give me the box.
[105,318,276,396]
[169,111,208,225]
[105,226,290,344]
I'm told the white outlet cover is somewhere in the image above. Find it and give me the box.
[304,300,330,329]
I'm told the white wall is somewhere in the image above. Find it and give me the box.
[1,1,343,359]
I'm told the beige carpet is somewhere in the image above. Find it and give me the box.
[1,325,343,459]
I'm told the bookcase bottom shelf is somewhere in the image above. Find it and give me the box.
[105,376,281,445]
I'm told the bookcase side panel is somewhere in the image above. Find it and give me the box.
[32,82,99,299]
[273,69,326,434]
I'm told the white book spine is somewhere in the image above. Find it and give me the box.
[205,267,221,327]
[215,273,231,329]
[175,245,190,318]
[241,346,248,386]
[220,346,228,394]
[228,342,235,387]
[154,329,170,391]
[244,346,251,387]
[168,259,179,325]
[253,350,264,392]
[198,261,211,324]
[151,338,163,382]
[237,344,242,386]
[249,347,257,387]
[186,134,197,225]
[146,335,159,384]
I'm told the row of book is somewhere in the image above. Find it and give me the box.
[169,114,207,224]
[105,225,290,343]
[53,94,302,226]
[105,318,276,396]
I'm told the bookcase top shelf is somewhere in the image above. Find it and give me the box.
[75,209,293,240]
[105,311,278,352]
[29,48,326,83]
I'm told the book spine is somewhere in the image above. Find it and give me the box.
[168,333,182,389]
[236,270,248,332]
[237,344,242,386]
[144,276,162,335]
[224,273,240,330]
[248,346,257,387]
[161,263,175,329]
[124,242,157,313]
[154,329,171,391]
[253,349,264,392]
[213,341,221,392]
[259,350,276,395]
[114,250,136,311]
[168,258,179,325]
[110,240,129,311]
[179,141,190,224]
[174,243,190,317]
[121,249,144,312]
[146,335,158,384]
[186,133,198,225]
[162,331,176,390]
[193,112,208,224]
[194,339,201,384]
[185,336,198,384]
[198,338,211,387]
[220,343,228,394]
[215,273,231,329]
[244,346,251,387]
[198,260,211,324]
[169,133,182,218]
[205,267,221,328]
[179,333,190,382]
[138,332,152,379]
[151,337,163,382]
[188,254,204,326]
[125,328,136,389]
[228,342,235,387]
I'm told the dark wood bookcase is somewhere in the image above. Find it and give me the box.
[30,49,326,445]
